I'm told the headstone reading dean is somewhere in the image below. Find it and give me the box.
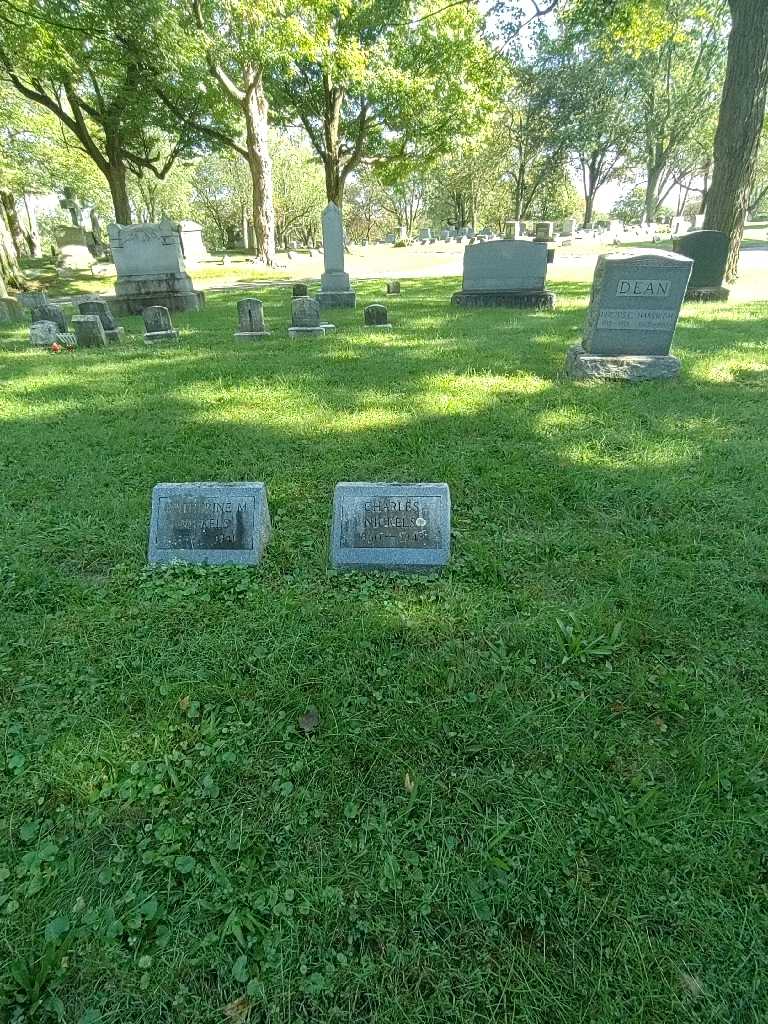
[451,240,554,308]
[108,219,204,315]
[672,230,729,301]
[29,321,59,347]
[71,314,107,348]
[289,296,331,338]
[143,305,179,344]
[76,299,124,341]
[565,249,692,381]
[363,304,392,330]
[234,298,270,339]
[148,482,271,566]
[317,203,356,309]
[330,482,451,572]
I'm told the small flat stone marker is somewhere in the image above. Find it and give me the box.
[76,299,124,341]
[143,305,178,344]
[234,297,270,338]
[364,304,392,330]
[148,482,271,565]
[565,249,692,381]
[29,321,59,347]
[330,482,451,572]
[386,281,400,295]
[72,314,107,348]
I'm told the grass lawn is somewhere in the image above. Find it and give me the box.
[1,272,767,1023]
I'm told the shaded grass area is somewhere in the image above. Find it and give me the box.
[1,277,768,1022]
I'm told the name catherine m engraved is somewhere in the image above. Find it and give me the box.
[157,497,255,550]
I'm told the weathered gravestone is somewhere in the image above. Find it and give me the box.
[72,314,107,348]
[292,283,309,297]
[386,281,400,295]
[19,292,49,315]
[330,482,451,572]
[31,301,67,332]
[419,228,432,241]
[672,230,729,301]
[29,321,59,347]
[178,220,208,262]
[565,250,693,381]
[76,299,124,341]
[451,240,554,308]
[505,221,523,239]
[143,305,179,344]
[108,220,204,315]
[535,221,554,242]
[148,482,271,566]
[561,218,577,236]
[234,298,270,339]
[364,304,392,330]
[289,296,334,338]
[0,297,22,323]
[318,203,356,309]
[55,225,94,271]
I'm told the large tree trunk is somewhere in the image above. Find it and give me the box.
[0,205,24,290]
[0,190,25,257]
[105,164,132,225]
[244,69,275,265]
[705,0,768,281]
[644,159,663,223]
[21,195,42,257]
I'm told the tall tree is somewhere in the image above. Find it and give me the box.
[705,0,768,280]
[0,0,196,224]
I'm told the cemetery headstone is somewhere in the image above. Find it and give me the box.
[19,291,49,315]
[419,228,432,241]
[292,283,308,297]
[561,217,577,236]
[31,301,67,332]
[385,232,396,244]
[76,299,124,341]
[72,314,107,348]
[330,482,451,572]
[289,296,331,338]
[143,305,179,344]
[108,220,204,315]
[178,220,209,261]
[505,221,523,239]
[29,321,59,347]
[672,230,729,301]
[386,281,400,295]
[0,297,22,322]
[54,225,94,270]
[535,221,554,242]
[148,482,271,566]
[565,249,692,381]
[440,230,450,241]
[364,304,392,330]
[451,240,554,308]
[317,203,356,309]
[234,297,270,338]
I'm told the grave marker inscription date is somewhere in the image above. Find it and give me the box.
[148,483,271,565]
[331,483,451,571]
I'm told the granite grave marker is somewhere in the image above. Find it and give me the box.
[76,299,124,341]
[29,321,59,347]
[72,314,107,348]
[317,203,356,309]
[143,305,179,344]
[672,230,729,301]
[451,239,554,308]
[234,298,270,338]
[364,304,392,329]
[108,220,204,315]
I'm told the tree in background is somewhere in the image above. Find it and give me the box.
[191,152,253,249]
[611,185,672,225]
[271,133,326,248]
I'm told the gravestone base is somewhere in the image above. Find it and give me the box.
[144,329,180,345]
[685,285,730,303]
[451,289,555,309]
[105,327,125,342]
[365,323,393,330]
[565,345,681,382]
[234,330,271,339]
[317,290,357,310]
[289,325,326,338]
[112,274,204,315]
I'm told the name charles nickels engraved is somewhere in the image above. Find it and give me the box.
[343,496,441,550]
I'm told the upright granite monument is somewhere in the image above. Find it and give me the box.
[108,220,204,315]
[330,483,451,572]
[289,296,334,338]
[317,203,356,309]
[672,230,729,301]
[148,482,271,566]
[451,240,554,308]
[31,301,67,332]
[565,250,693,381]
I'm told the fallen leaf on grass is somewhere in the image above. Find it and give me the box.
[179,695,190,712]
[222,996,253,1021]
[654,716,668,733]
[298,706,320,736]
[404,772,415,794]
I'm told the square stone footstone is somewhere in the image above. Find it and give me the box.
[331,482,451,572]
[143,305,179,344]
[672,230,730,301]
[72,314,107,348]
[364,304,392,329]
[234,297,270,338]
[566,249,692,381]
[451,240,554,308]
[148,482,271,565]
[76,299,124,341]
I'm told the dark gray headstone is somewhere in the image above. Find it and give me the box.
[331,482,451,572]
[31,301,67,331]
[19,291,49,313]
[452,240,553,308]
[148,482,271,565]
[364,303,391,328]
[77,298,123,339]
[672,230,729,297]
[143,305,178,344]
[386,281,400,295]
[72,314,107,348]
[29,321,59,347]
[235,297,269,338]
[292,283,308,297]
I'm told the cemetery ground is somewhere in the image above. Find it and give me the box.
[1,262,768,1022]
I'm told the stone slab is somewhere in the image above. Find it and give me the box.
[330,482,451,572]
[457,239,548,295]
[685,285,730,302]
[148,482,271,565]
[452,289,554,309]
[565,345,681,381]
[672,230,728,290]
[288,326,326,338]
[318,291,356,309]
[29,321,59,347]
[111,285,204,316]
[144,330,179,344]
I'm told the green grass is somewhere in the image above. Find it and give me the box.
[1,274,768,1023]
